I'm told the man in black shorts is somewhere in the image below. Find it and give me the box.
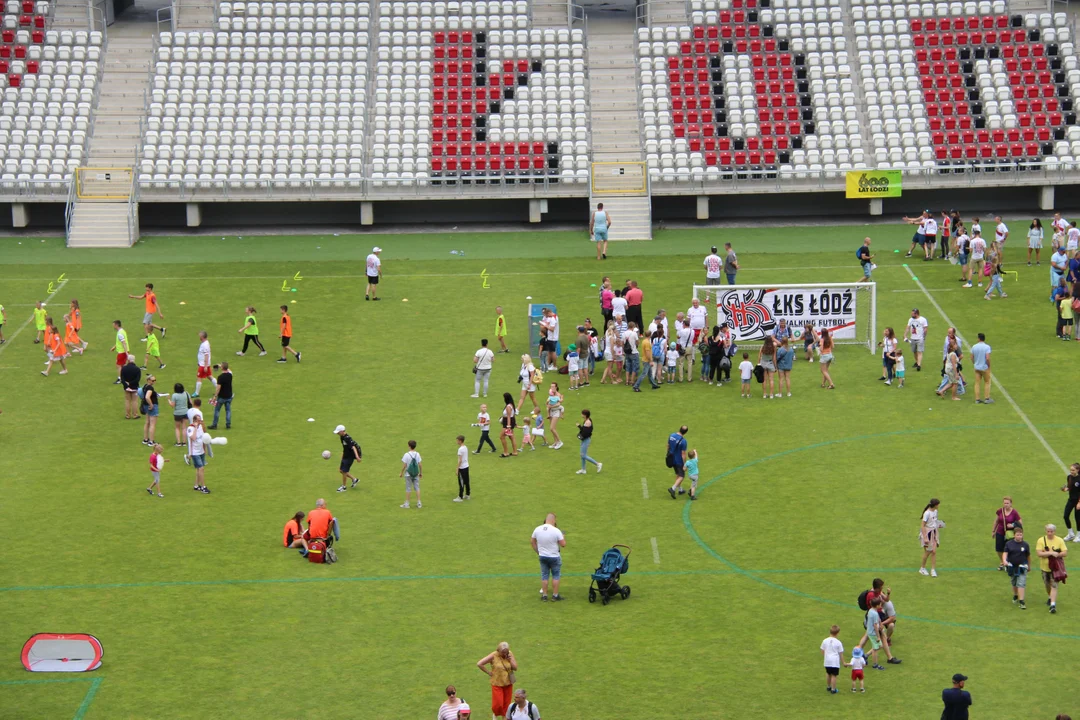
[666,425,688,499]
[334,424,362,492]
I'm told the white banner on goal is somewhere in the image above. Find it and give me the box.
[692,283,876,352]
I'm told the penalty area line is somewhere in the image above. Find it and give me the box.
[651,537,661,564]
[903,266,1066,472]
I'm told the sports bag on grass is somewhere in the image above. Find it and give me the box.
[324,547,337,564]
[307,540,326,564]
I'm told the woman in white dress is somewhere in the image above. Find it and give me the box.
[517,354,539,412]
[919,498,943,577]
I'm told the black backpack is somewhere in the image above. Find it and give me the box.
[857,589,871,611]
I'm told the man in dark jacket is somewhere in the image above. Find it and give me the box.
[941,673,972,720]
[120,357,142,420]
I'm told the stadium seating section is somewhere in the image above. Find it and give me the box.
[0,1,102,188]
[2,0,1079,193]
[141,2,371,189]
[639,0,1080,182]
[368,1,590,187]
[138,0,590,190]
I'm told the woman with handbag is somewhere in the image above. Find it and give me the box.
[1036,524,1069,613]
[477,642,517,719]
[517,355,539,412]
[499,393,519,458]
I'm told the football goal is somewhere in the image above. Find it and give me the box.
[692,283,877,352]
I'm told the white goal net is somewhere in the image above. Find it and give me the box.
[692,283,877,352]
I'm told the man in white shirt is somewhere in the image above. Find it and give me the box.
[922,214,939,260]
[686,297,708,344]
[968,232,987,288]
[194,331,214,398]
[676,318,694,382]
[994,216,1009,258]
[1052,213,1068,249]
[623,323,640,388]
[472,338,495,398]
[505,689,542,720]
[454,435,470,501]
[186,413,210,494]
[399,439,422,509]
[365,246,382,301]
[530,512,566,601]
[703,246,722,285]
[903,308,929,371]
[1068,222,1080,253]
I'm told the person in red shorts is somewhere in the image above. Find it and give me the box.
[194,331,214,398]
[846,647,868,692]
[113,320,130,384]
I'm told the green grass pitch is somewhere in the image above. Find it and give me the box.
[0,224,1077,719]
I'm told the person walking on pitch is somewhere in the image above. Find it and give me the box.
[236,306,267,356]
[32,301,47,344]
[129,283,167,339]
[277,305,301,363]
[142,329,166,370]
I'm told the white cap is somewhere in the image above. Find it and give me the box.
[333,425,346,434]
[372,246,382,253]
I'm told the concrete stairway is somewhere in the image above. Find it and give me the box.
[585,13,651,240]
[66,22,153,247]
[531,1,571,27]
[86,26,154,167]
[646,0,688,25]
[174,0,216,29]
[50,0,92,30]
[67,203,133,247]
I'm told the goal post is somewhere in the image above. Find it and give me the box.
[692,283,877,353]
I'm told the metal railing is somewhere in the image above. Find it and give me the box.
[135,173,592,199]
[126,178,140,246]
[156,5,174,35]
[64,173,77,245]
[644,160,1080,192]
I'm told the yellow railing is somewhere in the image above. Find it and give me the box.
[75,167,134,200]
[590,162,647,195]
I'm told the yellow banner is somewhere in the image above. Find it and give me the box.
[845,170,902,199]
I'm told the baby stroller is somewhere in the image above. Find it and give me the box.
[588,544,631,605]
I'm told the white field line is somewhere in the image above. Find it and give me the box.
[641,477,649,499]
[651,537,661,564]
[0,280,68,358]
[902,266,1066,472]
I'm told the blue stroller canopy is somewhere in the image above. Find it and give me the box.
[591,547,629,581]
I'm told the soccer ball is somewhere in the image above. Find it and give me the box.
[321,450,331,460]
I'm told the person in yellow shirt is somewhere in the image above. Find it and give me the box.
[1036,524,1069,613]
[32,302,47,344]
[495,306,509,353]
[129,283,167,339]
[1059,296,1074,341]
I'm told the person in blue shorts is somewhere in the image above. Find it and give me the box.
[666,425,688,499]
[590,203,610,261]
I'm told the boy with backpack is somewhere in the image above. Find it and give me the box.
[856,238,874,283]
[399,440,422,509]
